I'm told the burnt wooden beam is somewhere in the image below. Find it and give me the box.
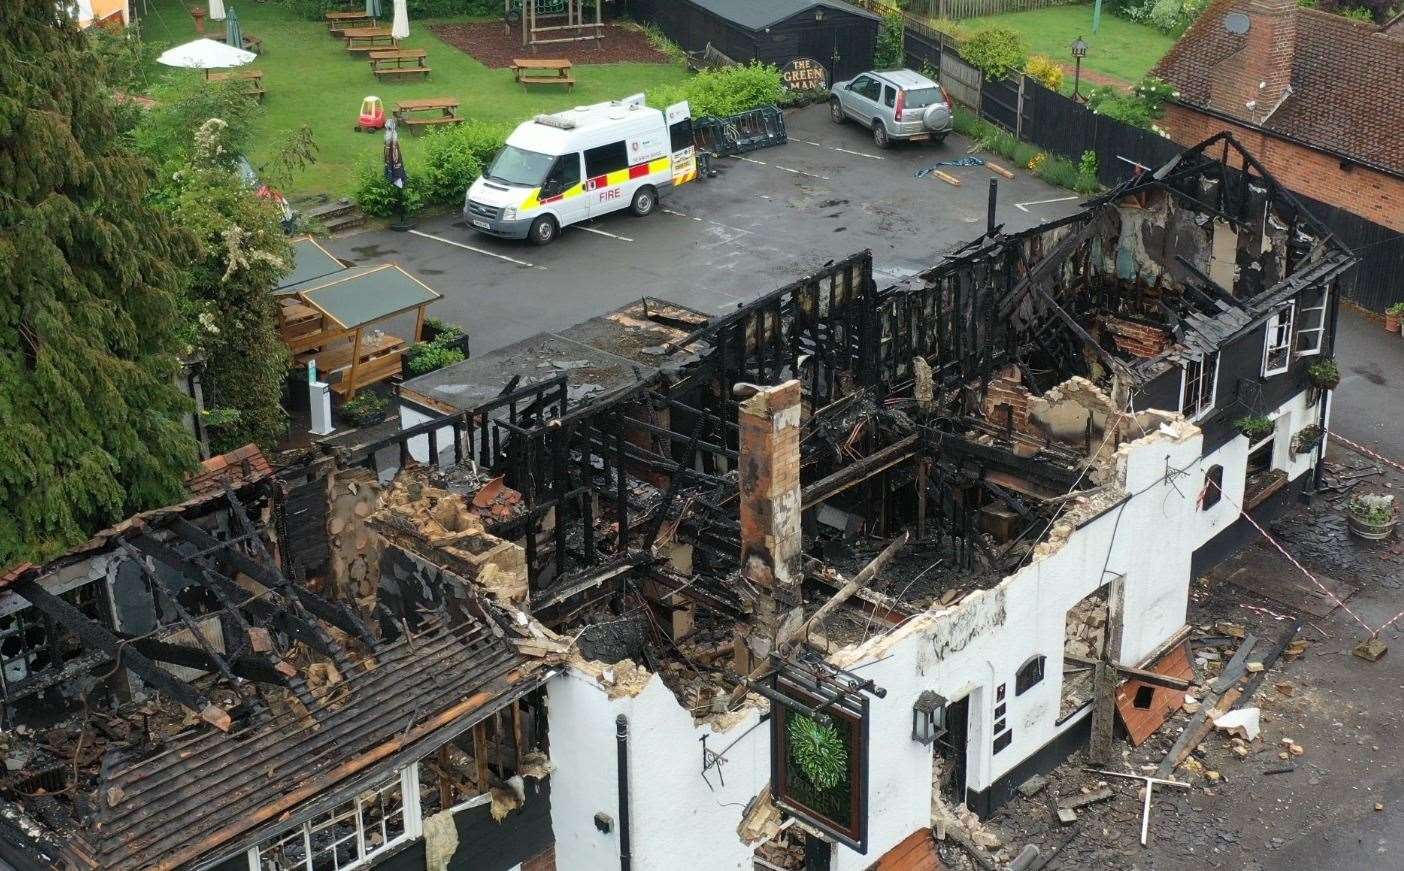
[997,216,1103,320]
[1064,653,1191,691]
[12,577,231,731]
[800,434,920,510]
[1174,255,1245,309]
[1028,283,1129,381]
[132,639,295,686]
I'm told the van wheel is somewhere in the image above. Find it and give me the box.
[528,215,557,246]
[872,122,891,149]
[829,98,845,124]
[630,186,657,217]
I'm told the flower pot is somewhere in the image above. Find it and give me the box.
[1387,312,1401,333]
[1348,513,1397,540]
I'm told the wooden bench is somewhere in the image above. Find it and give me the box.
[344,27,399,55]
[511,58,574,90]
[394,98,462,131]
[326,10,374,36]
[208,32,263,53]
[370,48,431,80]
[205,68,265,101]
[297,333,406,397]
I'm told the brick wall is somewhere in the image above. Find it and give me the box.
[1162,103,1404,233]
[981,366,1033,435]
[1103,317,1170,359]
[522,846,556,871]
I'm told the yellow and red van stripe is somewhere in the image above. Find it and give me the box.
[586,156,671,192]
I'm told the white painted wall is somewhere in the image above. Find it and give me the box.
[397,402,458,466]
[546,668,769,871]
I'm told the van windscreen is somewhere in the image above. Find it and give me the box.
[486,146,554,187]
[903,87,943,109]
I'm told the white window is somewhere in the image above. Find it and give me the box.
[249,766,421,871]
[1262,303,1295,375]
[1295,287,1328,357]
[1179,352,1219,421]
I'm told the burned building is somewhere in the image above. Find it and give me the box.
[0,133,1353,871]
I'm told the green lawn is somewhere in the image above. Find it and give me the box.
[965,6,1175,85]
[137,1,688,197]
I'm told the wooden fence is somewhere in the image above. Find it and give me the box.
[865,0,1079,19]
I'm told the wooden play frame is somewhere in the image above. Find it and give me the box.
[506,0,603,48]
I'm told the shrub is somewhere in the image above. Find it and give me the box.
[420,131,483,207]
[423,317,465,343]
[1235,416,1275,439]
[1024,55,1064,91]
[1307,357,1341,389]
[1147,0,1211,33]
[1340,5,1375,20]
[279,0,497,17]
[685,63,785,117]
[406,341,466,376]
[1088,76,1173,130]
[353,157,428,217]
[86,23,156,92]
[926,17,974,42]
[961,27,1028,81]
[874,11,905,69]
[1078,150,1099,190]
[341,391,389,428]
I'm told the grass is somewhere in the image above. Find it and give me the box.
[963,6,1176,84]
[136,0,689,198]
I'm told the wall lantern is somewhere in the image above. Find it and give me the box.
[912,691,947,744]
[815,7,825,21]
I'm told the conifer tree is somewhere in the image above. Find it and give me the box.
[0,1,198,564]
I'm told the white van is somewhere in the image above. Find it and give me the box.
[464,94,697,245]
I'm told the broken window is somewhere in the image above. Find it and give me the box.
[1261,304,1295,376]
[1295,287,1328,357]
[1015,655,1045,696]
[1200,465,1224,510]
[1178,352,1219,422]
[251,767,420,871]
[1060,587,1108,720]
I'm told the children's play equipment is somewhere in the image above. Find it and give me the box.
[505,0,602,48]
[356,95,386,132]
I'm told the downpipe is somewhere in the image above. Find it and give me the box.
[617,714,632,871]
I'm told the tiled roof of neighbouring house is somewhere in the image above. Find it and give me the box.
[1153,0,1404,176]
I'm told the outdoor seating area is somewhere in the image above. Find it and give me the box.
[325,9,374,36]
[394,97,461,129]
[370,47,431,79]
[344,26,399,54]
[511,57,574,89]
[204,67,264,99]
[274,238,441,399]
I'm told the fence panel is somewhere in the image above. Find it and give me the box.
[940,51,982,109]
[980,75,1026,135]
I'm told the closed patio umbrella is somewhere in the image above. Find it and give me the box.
[157,38,255,70]
[365,0,382,18]
[208,0,225,21]
[390,0,409,40]
[224,7,242,50]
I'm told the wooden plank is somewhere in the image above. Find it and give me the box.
[932,170,961,186]
[1209,633,1258,694]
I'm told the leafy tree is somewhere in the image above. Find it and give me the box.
[961,27,1029,81]
[874,11,906,70]
[0,0,199,563]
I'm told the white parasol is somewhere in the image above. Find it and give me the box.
[209,0,226,21]
[391,0,409,40]
[157,38,256,70]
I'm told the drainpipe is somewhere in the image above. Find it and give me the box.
[1309,275,1345,499]
[616,714,632,871]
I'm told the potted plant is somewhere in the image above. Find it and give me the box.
[1235,416,1274,441]
[421,316,465,345]
[1387,303,1404,334]
[340,391,389,429]
[1291,424,1322,457]
[1306,357,1340,391]
[1348,492,1397,540]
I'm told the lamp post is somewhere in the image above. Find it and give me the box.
[1071,35,1088,103]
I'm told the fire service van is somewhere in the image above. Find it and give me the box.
[464,94,697,245]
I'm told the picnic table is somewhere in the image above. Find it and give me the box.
[370,48,431,80]
[208,32,263,53]
[300,333,408,397]
[326,10,374,36]
[205,68,265,101]
[511,57,574,90]
[344,27,399,55]
[394,98,462,130]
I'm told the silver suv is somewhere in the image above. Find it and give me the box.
[830,68,954,148]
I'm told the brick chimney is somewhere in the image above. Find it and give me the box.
[1209,0,1297,124]
[735,380,804,665]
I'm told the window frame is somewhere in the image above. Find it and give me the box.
[1294,287,1328,357]
[1261,302,1295,376]
[583,141,629,178]
[1200,465,1224,510]
[1014,655,1045,696]
[881,85,896,107]
[247,765,422,871]
[1178,351,1220,422]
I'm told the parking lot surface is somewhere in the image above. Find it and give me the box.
[327,104,1087,356]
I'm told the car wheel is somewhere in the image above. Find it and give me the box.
[630,186,656,217]
[528,215,557,246]
[872,122,891,149]
[829,98,846,124]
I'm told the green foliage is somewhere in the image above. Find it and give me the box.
[424,317,465,342]
[1087,76,1172,130]
[637,20,688,66]
[1296,0,1318,7]
[1349,492,1396,525]
[1340,5,1375,20]
[874,11,906,69]
[1293,424,1323,454]
[86,22,157,93]
[926,17,974,42]
[340,391,390,427]
[1235,416,1275,439]
[0,0,200,564]
[1144,0,1211,33]
[1306,357,1341,389]
[1024,54,1064,90]
[278,0,497,18]
[406,341,466,376]
[419,120,511,205]
[1079,149,1099,187]
[649,63,785,117]
[960,27,1028,81]
[133,79,260,169]
[787,714,849,791]
[354,157,429,217]
[953,108,1098,195]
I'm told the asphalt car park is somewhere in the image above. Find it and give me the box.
[326,104,1088,358]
